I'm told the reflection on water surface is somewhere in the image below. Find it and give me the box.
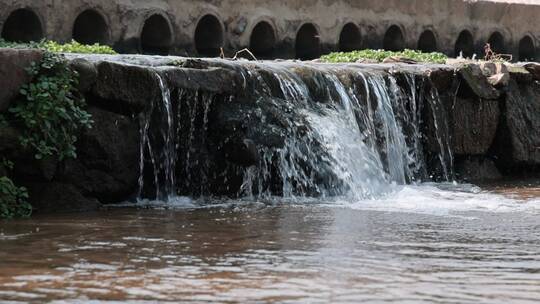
[1,182,539,303]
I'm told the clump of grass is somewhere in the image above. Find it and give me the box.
[320,49,448,64]
[0,39,43,49]
[0,39,117,54]
[43,40,117,54]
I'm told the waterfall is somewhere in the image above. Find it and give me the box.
[137,62,454,202]
[138,73,177,201]
[237,63,453,200]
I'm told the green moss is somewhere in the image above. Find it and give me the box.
[320,49,448,64]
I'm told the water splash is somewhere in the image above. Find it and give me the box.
[137,62,454,202]
[238,63,454,200]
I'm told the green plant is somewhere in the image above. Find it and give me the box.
[0,176,31,219]
[0,38,43,49]
[0,114,7,128]
[7,52,93,160]
[0,38,117,55]
[43,40,117,54]
[320,49,448,64]
[1,158,14,171]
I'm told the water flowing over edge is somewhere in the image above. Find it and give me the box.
[130,61,538,215]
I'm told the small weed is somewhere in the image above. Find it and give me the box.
[320,49,448,64]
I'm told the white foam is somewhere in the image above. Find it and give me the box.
[115,182,539,217]
[114,196,198,209]
[333,182,540,216]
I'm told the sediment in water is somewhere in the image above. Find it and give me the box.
[1,49,540,212]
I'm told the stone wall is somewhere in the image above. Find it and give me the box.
[2,49,540,212]
[0,0,539,60]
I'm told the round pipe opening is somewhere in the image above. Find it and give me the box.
[487,31,506,54]
[249,21,276,59]
[518,35,535,61]
[194,14,224,57]
[140,14,173,55]
[454,30,474,58]
[73,9,109,44]
[417,30,437,52]
[383,25,405,51]
[1,8,44,42]
[295,23,320,60]
[339,23,362,52]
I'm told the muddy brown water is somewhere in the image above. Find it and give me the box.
[0,182,539,303]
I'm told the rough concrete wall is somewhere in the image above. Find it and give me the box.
[0,0,539,60]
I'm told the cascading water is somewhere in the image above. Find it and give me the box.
[137,62,454,203]
[236,63,454,200]
[138,73,177,201]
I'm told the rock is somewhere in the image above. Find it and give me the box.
[455,157,502,182]
[0,125,59,181]
[160,66,238,94]
[488,72,509,87]
[458,64,500,99]
[523,62,540,81]
[478,62,510,87]
[479,61,507,74]
[382,56,418,64]
[223,138,260,167]
[27,182,101,213]
[91,61,160,115]
[0,125,22,154]
[178,58,210,69]
[0,48,43,112]
[494,79,540,167]
[428,68,454,91]
[355,58,378,64]
[508,65,533,83]
[13,156,58,182]
[479,61,497,76]
[446,58,473,65]
[450,97,500,155]
[69,58,97,93]
[58,106,141,203]
[496,62,509,75]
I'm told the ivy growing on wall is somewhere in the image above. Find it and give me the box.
[0,52,93,219]
[10,52,93,160]
[0,176,31,219]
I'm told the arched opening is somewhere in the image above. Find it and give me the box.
[417,30,437,52]
[140,14,173,55]
[488,31,506,54]
[295,23,320,60]
[72,9,109,45]
[519,36,535,62]
[194,14,224,57]
[454,30,474,58]
[1,8,43,42]
[338,23,362,52]
[383,25,405,51]
[249,21,276,58]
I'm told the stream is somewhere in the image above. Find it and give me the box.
[1,181,539,303]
